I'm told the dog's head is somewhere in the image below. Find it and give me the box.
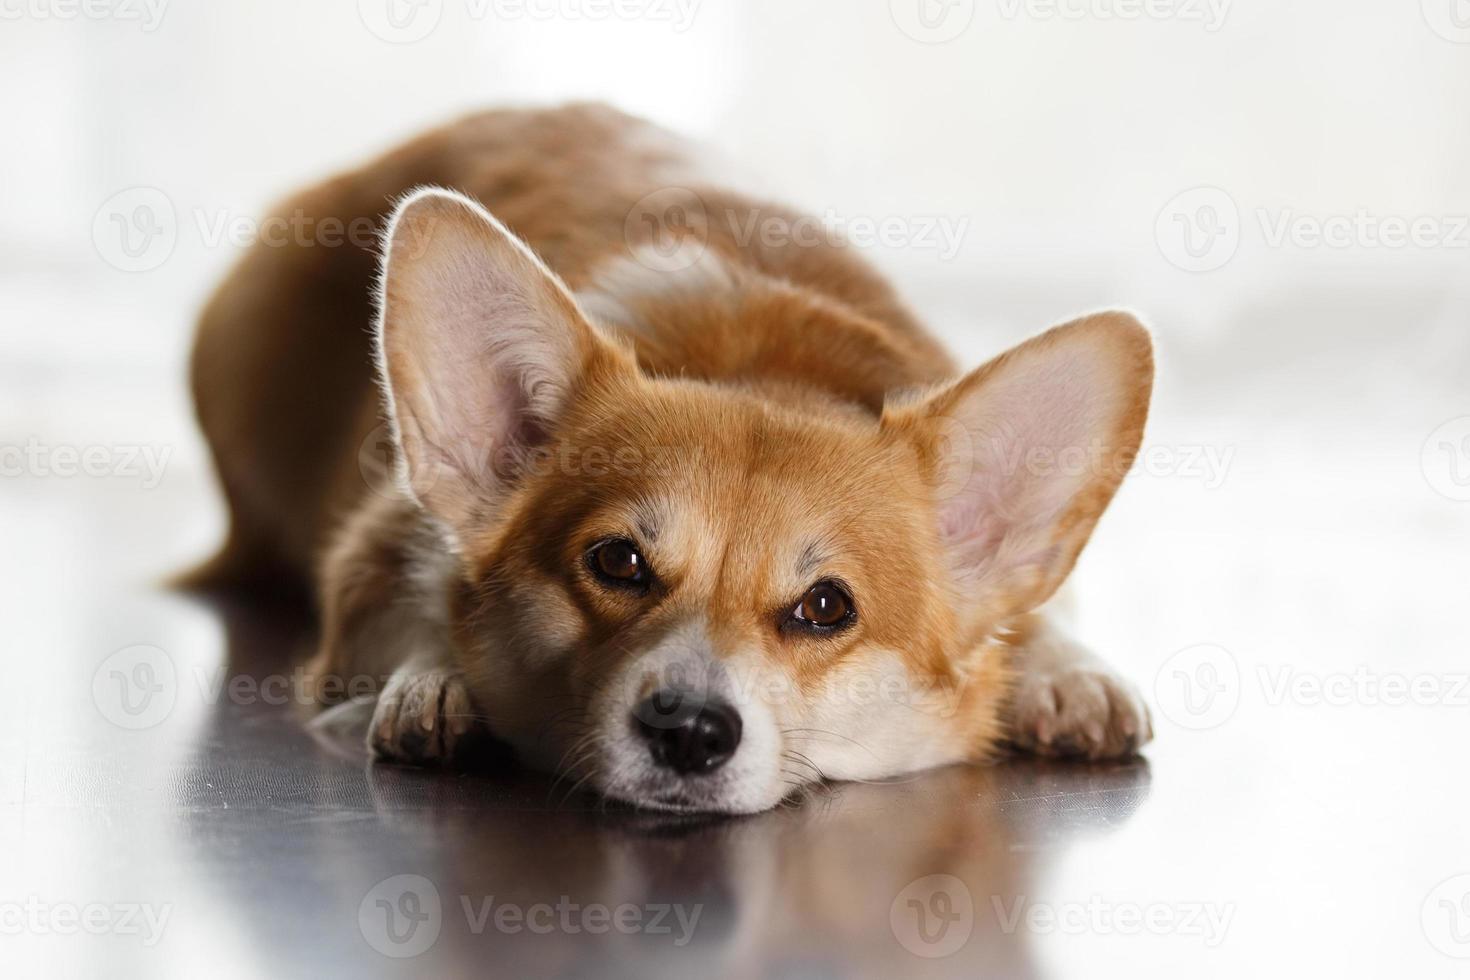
[375,188,1153,813]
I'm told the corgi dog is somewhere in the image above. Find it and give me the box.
[189,104,1154,814]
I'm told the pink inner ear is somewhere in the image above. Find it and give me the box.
[935,341,1118,587]
[407,290,532,478]
[380,189,587,523]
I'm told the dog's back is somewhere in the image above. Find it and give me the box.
[189,103,951,594]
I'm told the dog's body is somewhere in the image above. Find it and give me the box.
[191,104,1153,813]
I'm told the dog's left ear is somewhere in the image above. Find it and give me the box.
[375,187,631,538]
[883,312,1154,624]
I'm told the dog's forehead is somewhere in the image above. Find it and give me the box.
[615,438,919,582]
[604,397,897,514]
[616,380,896,469]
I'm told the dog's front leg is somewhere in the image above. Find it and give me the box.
[309,494,480,765]
[1006,607,1152,760]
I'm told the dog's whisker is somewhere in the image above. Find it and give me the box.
[781,751,825,782]
[782,727,877,760]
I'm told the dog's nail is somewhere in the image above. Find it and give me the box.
[1120,716,1137,738]
[422,712,435,732]
[1085,722,1104,745]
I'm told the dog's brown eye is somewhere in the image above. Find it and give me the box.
[790,581,855,632]
[588,538,651,590]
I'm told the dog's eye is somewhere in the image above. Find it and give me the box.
[588,538,651,590]
[789,580,855,632]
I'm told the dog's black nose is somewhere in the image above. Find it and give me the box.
[634,692,742,775]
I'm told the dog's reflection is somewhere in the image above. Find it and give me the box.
[332,758,1151,978]
[180,595,1151,979]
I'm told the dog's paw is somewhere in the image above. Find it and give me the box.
[368,666,476,765]
[1011,665,1152,760]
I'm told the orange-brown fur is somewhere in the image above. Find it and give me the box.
[188,104,1152,810]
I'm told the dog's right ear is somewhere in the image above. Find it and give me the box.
[882,311,1154,631]
[376,187,628,537]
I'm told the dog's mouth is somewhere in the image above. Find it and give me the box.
[592,770,746,815]
[643,790,705,811]
[578,743,791,815]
